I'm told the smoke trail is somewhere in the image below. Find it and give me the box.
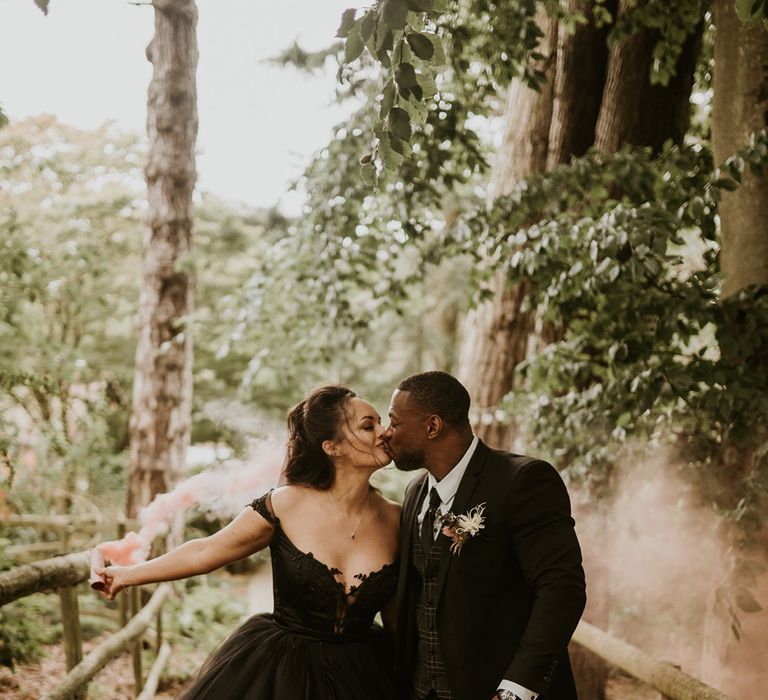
[573,447,768,698]
[99,439,284,565]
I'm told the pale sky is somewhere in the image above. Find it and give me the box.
[0,0,357,213]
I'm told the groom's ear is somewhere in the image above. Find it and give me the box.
[425,414,443,440]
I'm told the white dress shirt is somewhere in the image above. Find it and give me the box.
[416,435,538,700]
[417,435,478,532]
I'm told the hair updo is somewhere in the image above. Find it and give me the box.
[283,385,356,489]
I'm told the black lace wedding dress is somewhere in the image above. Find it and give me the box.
[179,491,398,699]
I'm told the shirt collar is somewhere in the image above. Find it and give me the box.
[427,435,479,506]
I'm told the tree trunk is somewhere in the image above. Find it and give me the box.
[457,9,558,447]
[458,2,703,449]
[700,6,768,696]
[547,0,615,168]
[712,1,768,297]
[127,0,198,523]
[595,1,702,153]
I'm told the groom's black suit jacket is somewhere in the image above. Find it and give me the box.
[394,440,586,700]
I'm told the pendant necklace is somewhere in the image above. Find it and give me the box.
[329,490,369,540]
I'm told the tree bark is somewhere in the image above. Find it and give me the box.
[0,550,90,607]
[595,1,702,153]
[457,9,558,447]
[712,1,768,297]
[126,0,198,522]
[700,7,768,697]
[548,0,615,168]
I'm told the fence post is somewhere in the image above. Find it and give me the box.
[156,606,163,652]
[130,586,143,694]
[117,521,128,627]
[57,585,85,700]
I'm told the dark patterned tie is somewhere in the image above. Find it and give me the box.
[421,487,442,554]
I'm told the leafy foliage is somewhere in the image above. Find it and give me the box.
[0,594,60,668]
[336,0,715,173]
[735,0,768,23]
[598,0,707,86]
[0,117,145,510]
[441,132,768,510]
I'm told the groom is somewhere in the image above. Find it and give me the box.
[386,371,586,700]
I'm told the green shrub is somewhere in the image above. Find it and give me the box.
[0,595,60,668]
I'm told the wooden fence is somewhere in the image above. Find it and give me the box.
[0,514,738,700]
[1,515,171,699]
[572,621,734,700]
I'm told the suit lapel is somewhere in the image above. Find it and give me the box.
[435,440,489,604]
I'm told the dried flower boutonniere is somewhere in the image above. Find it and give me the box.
[439,503,486,555]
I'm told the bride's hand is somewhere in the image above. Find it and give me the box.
[95,565,131,600]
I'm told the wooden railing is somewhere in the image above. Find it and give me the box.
[40,583,171,700]
[1,514,170,699]
[572,621,734,700]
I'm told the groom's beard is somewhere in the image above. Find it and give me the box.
[391,446,426,472]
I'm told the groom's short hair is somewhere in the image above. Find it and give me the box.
[397,371,471,427]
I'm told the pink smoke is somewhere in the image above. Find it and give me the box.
[573,447,768,699]
[96,440,284,567]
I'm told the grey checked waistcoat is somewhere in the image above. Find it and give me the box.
[411,513,455,700]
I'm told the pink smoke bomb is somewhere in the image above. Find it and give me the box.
[89,546,106,591]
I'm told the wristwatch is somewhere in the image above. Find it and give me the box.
[496,691,522,700]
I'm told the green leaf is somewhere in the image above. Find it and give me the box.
[404,96,428,125]
[380,80,397,119]
[395,62,423,100]
[376,28,394,56]
[396,62,418,88]
[360,10,377,43]
[415,70,437,100]
[388,107,412,141]
[344,25,365,63]
[360,161,377,185]
[379,131,404,170]
[336,8,357,38]
[381,0,409,31]
[406,32,435,60]
[424,32,447,66]
[406,0,434,10]
[389,132,412,157]
[0,106,8,129]
[713,177,739,191]
[34,0,50,15]
[736,0,766,22]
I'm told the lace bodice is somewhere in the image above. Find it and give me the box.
[249,491,398,641]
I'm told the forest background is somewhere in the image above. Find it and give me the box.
[1,0,767,698]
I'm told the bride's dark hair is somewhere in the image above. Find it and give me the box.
[283,385,356,489]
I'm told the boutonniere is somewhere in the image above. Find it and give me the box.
[439,503,486,555]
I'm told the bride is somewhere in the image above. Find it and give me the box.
[96,385,400,699]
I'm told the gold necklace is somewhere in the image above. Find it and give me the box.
[329,490,370,540]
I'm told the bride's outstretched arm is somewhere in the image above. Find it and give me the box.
[96,509,274,599]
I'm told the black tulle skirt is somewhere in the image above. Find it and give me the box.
[177,614,396,699]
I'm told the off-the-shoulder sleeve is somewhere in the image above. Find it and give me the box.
[248,490,278,527]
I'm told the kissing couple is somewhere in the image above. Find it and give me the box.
[96,371,586,700]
